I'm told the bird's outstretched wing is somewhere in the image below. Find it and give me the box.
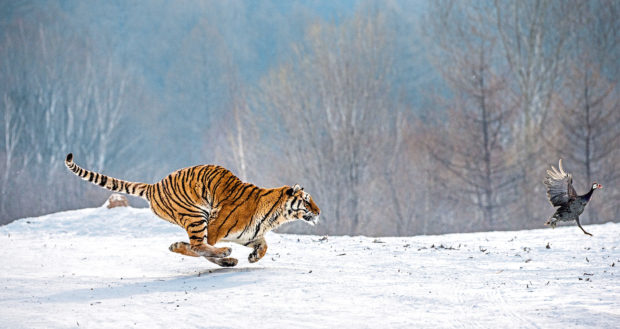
[544,159,577,207]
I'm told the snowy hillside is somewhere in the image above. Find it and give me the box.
[1,206,618,329]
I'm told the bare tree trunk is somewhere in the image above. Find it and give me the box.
[492,0,579,224]
[1,94,24,215]
[233,103,247,181]
[424,0,516,230]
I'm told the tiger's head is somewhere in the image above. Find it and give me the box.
[284,184,320,226]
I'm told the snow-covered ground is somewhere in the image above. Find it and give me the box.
[1,206,618,329]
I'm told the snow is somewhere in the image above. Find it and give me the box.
[1,206,618,329]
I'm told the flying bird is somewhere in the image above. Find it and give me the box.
[543,159,602,236]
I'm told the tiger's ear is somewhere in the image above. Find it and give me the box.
[287,184,302,196]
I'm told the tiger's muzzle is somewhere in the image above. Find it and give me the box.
[303,213,320,226]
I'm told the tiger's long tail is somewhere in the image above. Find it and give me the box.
[65,153,151,201]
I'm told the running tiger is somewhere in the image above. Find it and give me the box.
[64,153,320,267]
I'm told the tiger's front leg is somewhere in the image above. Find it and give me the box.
[205,256,238,267]
[247,237,268,263]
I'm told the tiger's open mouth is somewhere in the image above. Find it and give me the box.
[303,214,319,226]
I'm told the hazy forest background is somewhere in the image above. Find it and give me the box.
[1,0,618,236]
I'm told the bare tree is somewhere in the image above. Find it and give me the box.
[554,65,619,221]
[492,0,581,223]
[549,0,620,222]
[422,0,519,230]
[0,9,149,223]
[424,60,516,230]
[0,93,25,214]
[212,67,257,183]
[253,10,405,235]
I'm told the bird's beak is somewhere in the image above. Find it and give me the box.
[598,184,603,189]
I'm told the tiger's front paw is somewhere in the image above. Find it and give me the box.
[218,257,238,267]
[248,250,262,263]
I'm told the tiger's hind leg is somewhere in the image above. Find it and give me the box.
[183,216,231,258]
[169,242,200,257]
[169,238,231,258]
[169,242,238,267]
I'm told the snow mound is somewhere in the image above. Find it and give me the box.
[1,207,619,328]
[1,205,179,237]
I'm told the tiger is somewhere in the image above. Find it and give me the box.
[64,153,320,267]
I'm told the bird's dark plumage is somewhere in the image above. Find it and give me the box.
[543,159,601,236]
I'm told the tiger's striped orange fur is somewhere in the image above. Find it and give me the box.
[65,153,320,267]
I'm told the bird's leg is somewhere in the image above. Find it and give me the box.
[575,218,593,236]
